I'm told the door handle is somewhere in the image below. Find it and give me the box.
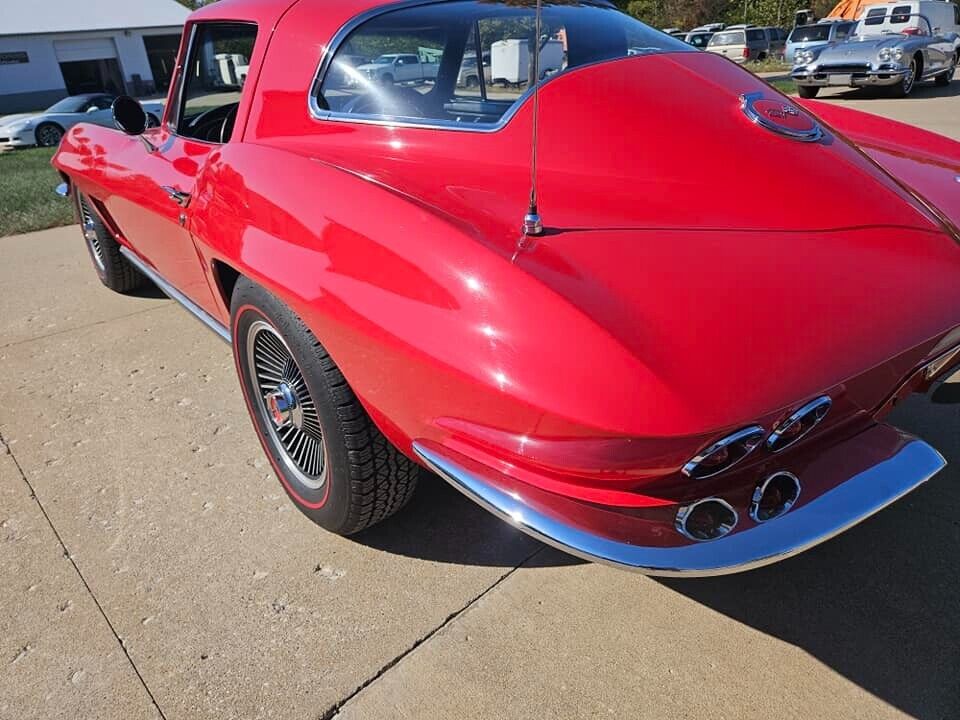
[161,186,191,208]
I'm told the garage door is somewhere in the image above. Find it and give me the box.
[54,38,117,63]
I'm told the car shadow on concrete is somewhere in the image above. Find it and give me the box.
[353,470,583,569]
[821,81,960,99]
[659,394,960,719]
[126,282,168,300]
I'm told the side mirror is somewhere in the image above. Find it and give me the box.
[112,95,147,135]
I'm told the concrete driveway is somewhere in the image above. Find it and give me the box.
[2,100,959,720]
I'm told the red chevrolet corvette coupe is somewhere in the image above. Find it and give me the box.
[52,0,960,575]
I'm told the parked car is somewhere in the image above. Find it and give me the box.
[785,20,855,62]
[792,7,959,97]
[355,53,439,84]
[685,30,716,49]
[763,26,790,59]
[53,0,960,576]
[0,94,163,149]
[457,51,491,87]
[662,27,687,39]
[706,26,771,62]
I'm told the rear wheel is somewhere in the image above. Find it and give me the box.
[231,278,418,535]
[75,192,145,293]
[797,85,820,99]
[935,54,956,86]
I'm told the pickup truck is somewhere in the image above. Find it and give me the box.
[355,53,439,84]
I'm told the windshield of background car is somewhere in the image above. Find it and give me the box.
[709,30,745,45]
[789,24,831,42]
[688,33,712,47]
[45,97,87,113]
[315,0,691,127]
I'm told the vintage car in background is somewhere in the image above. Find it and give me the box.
[0,93,163,149]
[784,19,855,62]
[792,9,959,97]
[52,0,960,576]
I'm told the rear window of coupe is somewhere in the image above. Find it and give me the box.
[313,0,691,128]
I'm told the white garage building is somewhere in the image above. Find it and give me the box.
[0,0,189,113]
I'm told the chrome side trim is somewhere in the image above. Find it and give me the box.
[118,246,230,343]
[412,438,945,577]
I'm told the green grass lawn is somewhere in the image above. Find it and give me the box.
[767,78,798,96]
[0,147,75,237]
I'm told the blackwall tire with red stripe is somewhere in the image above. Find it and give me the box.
[231,277,418,535]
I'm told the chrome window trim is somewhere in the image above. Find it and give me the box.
[681,425,765,479]
[167,20,259,141]
[166,23,197,135]
[765,395,831,453]
[306,0,690,134]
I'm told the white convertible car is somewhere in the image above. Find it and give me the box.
[0,94,164,149]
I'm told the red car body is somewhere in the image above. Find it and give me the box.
[53,0,960,575]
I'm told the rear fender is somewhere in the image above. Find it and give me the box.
[801,100,960,239]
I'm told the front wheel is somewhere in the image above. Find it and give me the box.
[34,122,63,147]
[75,192,145,293]
[797,85,820,99]
[231,279,418,535]
[889,57,918,97]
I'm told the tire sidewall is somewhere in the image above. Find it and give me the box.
[35,122,63,147]
[231,285,355,532]
[76,192,109,283]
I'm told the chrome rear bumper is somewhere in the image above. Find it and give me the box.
[413,431,944,577]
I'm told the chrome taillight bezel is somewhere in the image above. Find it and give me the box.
[766,396,831,453]
[681,425,765,480]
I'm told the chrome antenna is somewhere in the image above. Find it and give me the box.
[522,0,544,237]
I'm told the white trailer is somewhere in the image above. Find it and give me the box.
[490,38,564,85]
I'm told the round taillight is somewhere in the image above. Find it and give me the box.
[675,498,738,542]
[749,472,801,522]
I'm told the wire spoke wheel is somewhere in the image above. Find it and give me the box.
[246,320,327,489]
[903,59,916,94]
[78,195,105,271]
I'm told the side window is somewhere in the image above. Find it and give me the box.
[864,8,887,25]
[890,5,912,24]
[172,23,257,143]
[746,29,765,42]
[955,4,960,25]
[835,22,852,39]
[315,1,689,128]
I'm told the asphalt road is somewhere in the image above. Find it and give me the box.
[2,95,959,720]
